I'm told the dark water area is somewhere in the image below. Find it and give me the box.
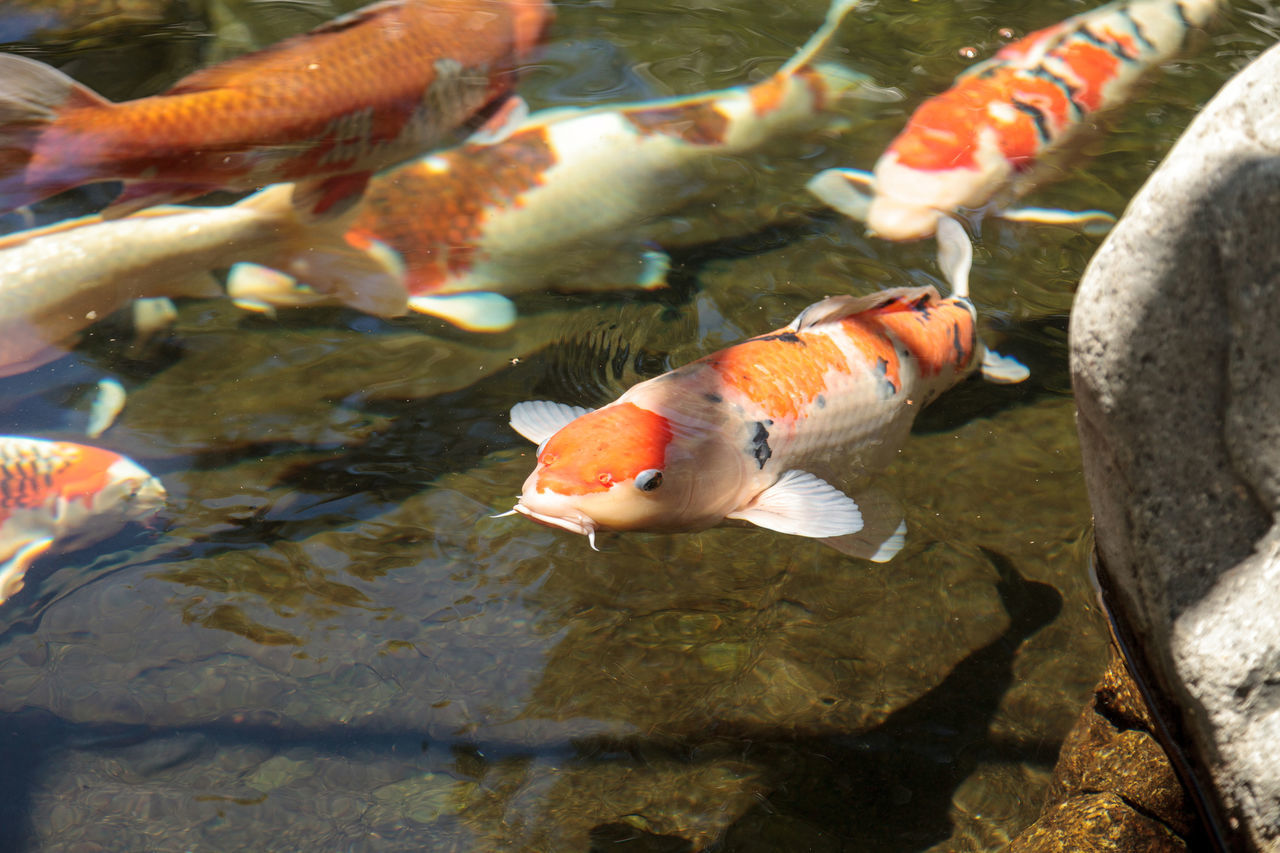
[0,0,1275,850]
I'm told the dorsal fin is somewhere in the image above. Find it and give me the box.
[788,286,940,331]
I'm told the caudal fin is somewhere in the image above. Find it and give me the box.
[0,54,110,214]
[781,0,864,74]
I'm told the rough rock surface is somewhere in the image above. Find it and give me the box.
[1071,40,1280,851]
[1007,646,1200,851]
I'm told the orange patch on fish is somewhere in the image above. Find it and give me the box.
[624,102,729,146]
[748,74,789,117]
[877,299,977,377]
[347,126,558,294]
[0,443,115,512]
[889,76,1008,171]
[701,331,854,421]
[1056,40,1122,110]
[535,403,672,496]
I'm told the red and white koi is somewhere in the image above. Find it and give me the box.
[239,0,881,332]
[504,218,1027,557]
[0,0,551,217]
[0,437,165,604]
[0,183,406,377]
[807,0,1219,240]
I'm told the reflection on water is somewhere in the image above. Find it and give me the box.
[0,0,1272,850]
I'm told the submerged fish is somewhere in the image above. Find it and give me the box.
[0,437,165,604]
[505,217,1028,558]
[251,0,880,332]
[0,0,551,217]
[807,0,1218,240]
[0,183,406,377]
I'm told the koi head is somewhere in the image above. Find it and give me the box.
[512,401,742,542]
[52,449,167,548]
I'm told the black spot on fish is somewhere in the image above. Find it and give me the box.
[815,394,827,409]
[911,294,933,313]
[1078,23,1140,62]
[952,323,967,365]
[1029,67,1085,119]
[1174,1,1193,33]
[753,331,805,344]
[875,357,898,398]
[750,421,772,469]
[1011,98,1052,145]
[704,392,724,404]
[1118,6,1157,51]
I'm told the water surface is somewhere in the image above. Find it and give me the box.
[0,0,1274,849]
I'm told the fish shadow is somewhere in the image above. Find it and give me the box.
[698,546,1065,851]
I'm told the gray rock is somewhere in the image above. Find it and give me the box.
[1071,40,1280,851]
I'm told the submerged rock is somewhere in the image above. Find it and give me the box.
[1007,645,1200,852]
[1071,40,1280,851]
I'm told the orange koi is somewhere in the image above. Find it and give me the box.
[808,0,1219,240]
[503,218,1028,558]
[239,0,877,332]
[0,0,551,217]
[0,437,165,604]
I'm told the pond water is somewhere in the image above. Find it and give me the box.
[0,0,1275,850]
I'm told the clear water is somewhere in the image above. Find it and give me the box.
[0,0,1274,850]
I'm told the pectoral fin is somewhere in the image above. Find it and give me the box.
[981,347,1030,384]
[819,486,906,562]
[509,401,592,445]
[998,205,1115,236]
[727,470,863,538]
[85,378,127,438]
[466,94,530,146]
[408,292,518,332]
[806,168,875,222]
[0,537,55,604]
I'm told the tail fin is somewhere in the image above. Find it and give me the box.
[228,183,410,318]
[0,54,110,214]
[936,217,1031,384]
[780,0,862,75]
[935,216,972,298]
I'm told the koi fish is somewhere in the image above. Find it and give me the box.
[0,0,551,217]
[807,0,1218,240]
[503,217,1028,557]
[0,182,406,377]
[0,437,165,605]
[228,0,881,332]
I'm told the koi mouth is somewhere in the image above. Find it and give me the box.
[511,503,599,550]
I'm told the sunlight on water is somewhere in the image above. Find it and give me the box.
[0,0,1274,849]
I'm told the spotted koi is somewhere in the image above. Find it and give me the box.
[299,0,882,332]
[0,437,165,604]
[504,218,1028,558]
[807,0,1219,240]
[0,0,551,218]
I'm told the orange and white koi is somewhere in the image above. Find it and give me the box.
[238,0,880,332]
[807,0,1218,240]
[0,0,551,217]
[503,218,1027,557]
[0,183,406,377]
[0,437,165,604]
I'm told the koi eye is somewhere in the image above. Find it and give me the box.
[634,469,663,492]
